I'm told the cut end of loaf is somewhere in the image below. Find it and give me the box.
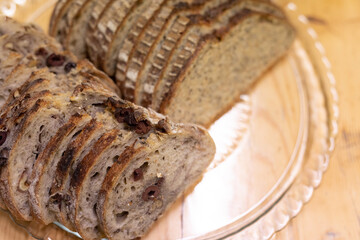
[161,13,295,127]
[99,125,215,239]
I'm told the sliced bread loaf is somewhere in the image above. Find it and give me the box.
[116,4,173,99]
[102,0,166,76]
[0,57,117,222]
[69,97,170,240]
[97,121,215,239]
[85,0,117,68]
[63,0,97,58]
[149,0,285,109]
[159,12,295,126]
[0,96,74,221]
[49,118,104,231]
[49,0,70,36]
[114,0,166,89]
[90,0,140,71]
[28,113,92,224]
[121,0,228,102]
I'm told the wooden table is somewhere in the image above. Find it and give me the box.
[273,0,360,239]
[0,0,358,239]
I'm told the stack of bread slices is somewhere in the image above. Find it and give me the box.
[50,0,295,127]
[0,17,215,240]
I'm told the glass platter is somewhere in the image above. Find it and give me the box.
[0,1,339,239]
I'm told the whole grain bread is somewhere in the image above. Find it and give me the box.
[85,0,116,68]
[159,12,295,126]
[48,118,104,231]
[89,0,139,70]
[102,0,165,77]
[63,0,97,58]
[97,122,215,239]
[49,0,69,36]
[149,0,286,109]
[120,0,214,101]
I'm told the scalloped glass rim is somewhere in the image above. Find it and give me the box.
[0,1,338,240]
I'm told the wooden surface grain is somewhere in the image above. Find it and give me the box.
[0,0,358,239]
[272,0,360,239]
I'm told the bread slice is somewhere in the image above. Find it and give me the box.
[69,99,173,240]
[49,0,70,36]
[97,123,215,239]
[63,0,98,58]
[0,96,73,221]
[85,0,117,68]
[70,129,126,239]
[115,0,166,91]
[0,59,117,221]
[102,0,166,77]
[149,0,285,109]
[50,0,88,57]
[49,118,105,231]
[0,24,63,85]
[159,12,295,126]
[54,0,85,45]
[133,14,189,105]
[49,0,79,40]
[116,4,173,99]
[90,0,140,72]
[28,113,92,225]
[121,0,226,102]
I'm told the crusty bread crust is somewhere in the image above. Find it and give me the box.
[160,11,295,126]
[0,99,48,221]
[121,0,211,101]
[146,0,286,109]
[51,119,103,231]
[92,0,139,70]
[105,0,165,78]
[29,113,91,224]
[49,0,76,37]
[49,0,69,36]
[85,0,116,67]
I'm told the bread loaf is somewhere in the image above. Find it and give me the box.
[0,17,215,240]
[52,0,294,127]
[89,0,139,69]
[102,0,166,77]
[137,0,285,108]
[158,12,294,126]
[97,122,215,239]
